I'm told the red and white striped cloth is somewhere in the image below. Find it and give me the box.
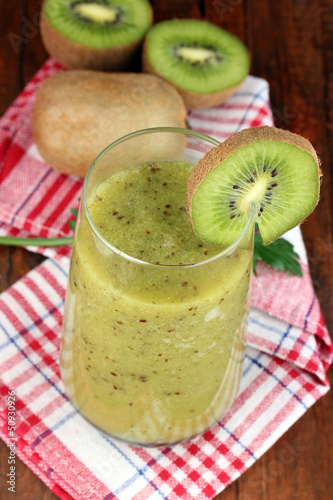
[0,59,332,500]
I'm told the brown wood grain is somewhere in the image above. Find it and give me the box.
[0,0,332,499]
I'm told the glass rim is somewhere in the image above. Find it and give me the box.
[82,127,255,269]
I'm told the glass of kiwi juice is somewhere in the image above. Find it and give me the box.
[61,127,255,446]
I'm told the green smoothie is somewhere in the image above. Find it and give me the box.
[61,160,253,445]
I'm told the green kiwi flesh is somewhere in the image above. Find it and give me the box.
[43,0,152,49]
[188,127,320,246]
[143,19,250,95]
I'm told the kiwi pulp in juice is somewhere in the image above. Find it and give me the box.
[61,160,253,445]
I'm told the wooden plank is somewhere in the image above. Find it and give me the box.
[151,0,202,20]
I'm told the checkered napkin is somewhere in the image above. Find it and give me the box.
[0,60,332,500]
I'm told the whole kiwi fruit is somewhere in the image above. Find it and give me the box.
[32,71,187,177]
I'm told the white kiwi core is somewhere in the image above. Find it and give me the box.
[74,4,118,23]
[238,176,268,212]
[177,46,217,63]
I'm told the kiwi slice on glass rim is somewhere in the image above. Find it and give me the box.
[142,19,250,110]
[188,127,321,246]
[41,0,152,70]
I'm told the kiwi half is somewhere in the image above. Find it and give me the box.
[41,0,152,70]
[188,126,321,246]
[142,19,250,110]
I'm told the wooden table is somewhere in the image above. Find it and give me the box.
[0,1,332,499]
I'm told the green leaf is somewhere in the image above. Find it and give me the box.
[253,224,302,277]
[67,198,81,233]
[68,219,77,232]
[70,207,78,218]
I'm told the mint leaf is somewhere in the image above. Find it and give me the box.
[253,224,302,277]
[67,198,80,233]
[68,219,77,232]
[70,207,78,219]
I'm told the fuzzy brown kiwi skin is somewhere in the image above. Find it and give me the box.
[32,71,187,177]
[40,9,152,71]
[188,126,321,233]
[142,36,246,110]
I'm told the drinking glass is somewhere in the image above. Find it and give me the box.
[61,128,255,446]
